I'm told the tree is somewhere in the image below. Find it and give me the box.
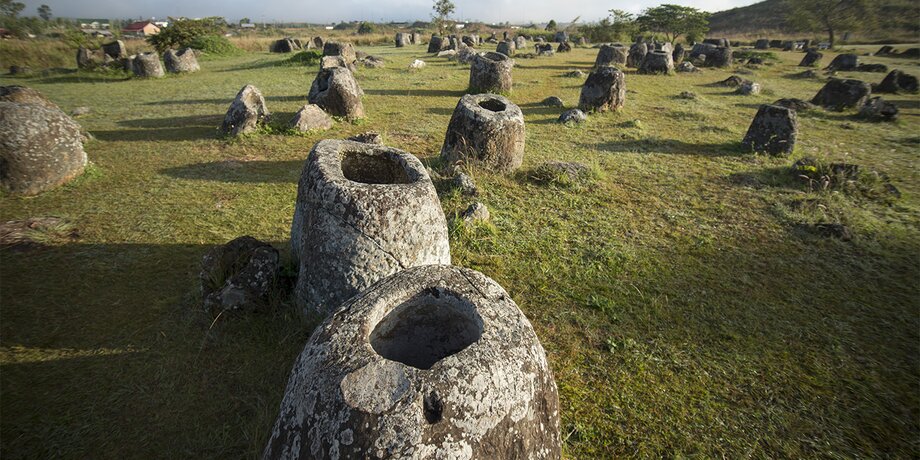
[636,4,710,43]
[785,0,873,47]
[580,9,638,43]
[37,4,50,20]
[239,17,250,24]
[0,0,25,18]
[357,21,373,34]
[431,0,455,34]
[545,19,557,31]
[147,17,226,52]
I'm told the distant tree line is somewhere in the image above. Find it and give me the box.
[579,4,710,44]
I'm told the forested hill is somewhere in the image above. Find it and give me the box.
[708,0,920,38]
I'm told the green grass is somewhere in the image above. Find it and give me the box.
[1,43,919,459]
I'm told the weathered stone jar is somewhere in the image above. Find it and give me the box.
[578,66,626,113]
[264,264,562,460]
[307,67,365,119]
[440,93,525,172]
[291,140,450,314]
[132,52,164,78]
[468,51,514,94]
[594,43,627,67]
[164,48,200,73]
[742,104,799,155]
[639,50,674,74]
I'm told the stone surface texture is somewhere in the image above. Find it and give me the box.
[578,66,626,113]
[308,67,365,120]
[639,50,674,74]
[200,236,280,313]
[0,101,87,195]
[132,52,165,78]
[164,48,200,73]
[263,264,561,460]
[440,93,525,172]
[742,104,798,155]
[594,44,627,67]
[220,85,270,136]
[811,78,872,111]
[291,140,450,314]
[288,104,333,132]
[468,52,514,94]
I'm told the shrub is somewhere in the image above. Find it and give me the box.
[186,34,242,56]
[147,17,240,55]
[282,50,321,66]
[357,22,373,34]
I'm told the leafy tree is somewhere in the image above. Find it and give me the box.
[785,0,873,47]
[579,9,637,43]
[357,21,373,34]
[545,19,557,31]
[431,0,455,34]
[239,17,250,24]
[332,21,351,30]
[0,0,24,18]
[636,4,710,43]
[37,4,50,20]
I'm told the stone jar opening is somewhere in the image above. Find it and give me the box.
[340,149,412,185]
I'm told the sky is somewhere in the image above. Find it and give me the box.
[18,0,761,24]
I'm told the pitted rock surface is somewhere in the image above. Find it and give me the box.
[742,104,798,155]
[468,52,514,94]
[672,43,686,64]
[558,108,587,124]
[0,101,87,195]
[263,265,561,460]
[594,44,627,67]
[200,236,280,313]
[0,85,58,109]
[859,96,899,121]
[308,67,365,120]
[811,78,871,111]
[322,41,357,65]
[220,84,270,136]
[270,38,301,53]
[496,40,515,56]
[704,46,733,67]
[428,35,446,53]
[440,94,525,172]
[289,104,333,132]
[101,40,127,59]
[132,52,165,78]
[639,50,674,74]
[578,66,626,113]
[164,48,200,73]
[626,42,647,68]
[395,33,409,48]
[291,140,450,314]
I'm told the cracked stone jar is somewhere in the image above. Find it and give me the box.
[263,264,562,459]
[440,93,525,173]
[291,139,450,314]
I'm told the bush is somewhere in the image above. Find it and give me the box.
[186,35,242,56]
[282,50,321,66]
[357,22,373,34]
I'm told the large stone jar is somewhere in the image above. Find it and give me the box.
[263,264,562,460]
[440,93,525,172]
[291,140,450,314]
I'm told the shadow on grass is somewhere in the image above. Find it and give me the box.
[726,165,800,190]
[0,241,312,458]
[92,115,223,141]
[160,160,303,183]
[588,138,744,157]
[364,88,466,97]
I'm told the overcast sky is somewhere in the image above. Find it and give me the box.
[19,0,759,24]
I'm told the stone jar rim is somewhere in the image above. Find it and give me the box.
[458,93,523,121]
[310,139,429,189]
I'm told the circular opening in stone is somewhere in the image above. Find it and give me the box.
[370,288,483,370]
[340,149,411,185]
[478,99,506,112]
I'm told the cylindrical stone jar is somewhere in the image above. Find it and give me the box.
[468,51,514,94]
[291,139,451,314]
[595,43,628,67]
[132,52,164,78]
[440,93,525,172]
[263,264,562,460]
[578,66,627,113]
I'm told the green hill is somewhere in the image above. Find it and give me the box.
[709,0,920,40]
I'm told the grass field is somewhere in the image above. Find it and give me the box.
[1,42,919,458]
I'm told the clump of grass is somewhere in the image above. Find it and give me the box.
[281,50,321,66]
[529,161,601,188]
[792,157,900,202]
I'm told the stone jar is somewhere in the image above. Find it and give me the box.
[742,104,799,155]
[291,140,450,314]
[307,67,365,120]
[468,51,514,94]
[164,48,200,73]
[440,93,525,172]
[263,264,561,460]
[639,50,674,74]
[132,52,165,78]
[578,66,626,113]
[595,43,628,67]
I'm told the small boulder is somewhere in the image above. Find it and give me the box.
[220,85,270,136]
[346,131,382,144]
[461,202,490,223]
[859,96,899,121]
[557,108,587,124]
[452,172,478,196]
[875,69,919,93]
[535,43,554,56]
[408,59,426,70]
[564,69,586,78]
[308,67,365,120]
[541,96,564,107]
[626,42,647,68]
[437,49,457,58]
[773,98,816,111]
[742,104,798,155]
[71,106,91,117]
[676,61,698,73]
[101,40,127,59]
[200,236,280,313]
[288,104,333,132]
[557,41,572,53]
[717,75,750,87]
[736,81,762,95]
[363,55,385,68]
[811,78,872,111]
[855,63,888,73]
[638,50,674,74]
[799,49,823,67]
